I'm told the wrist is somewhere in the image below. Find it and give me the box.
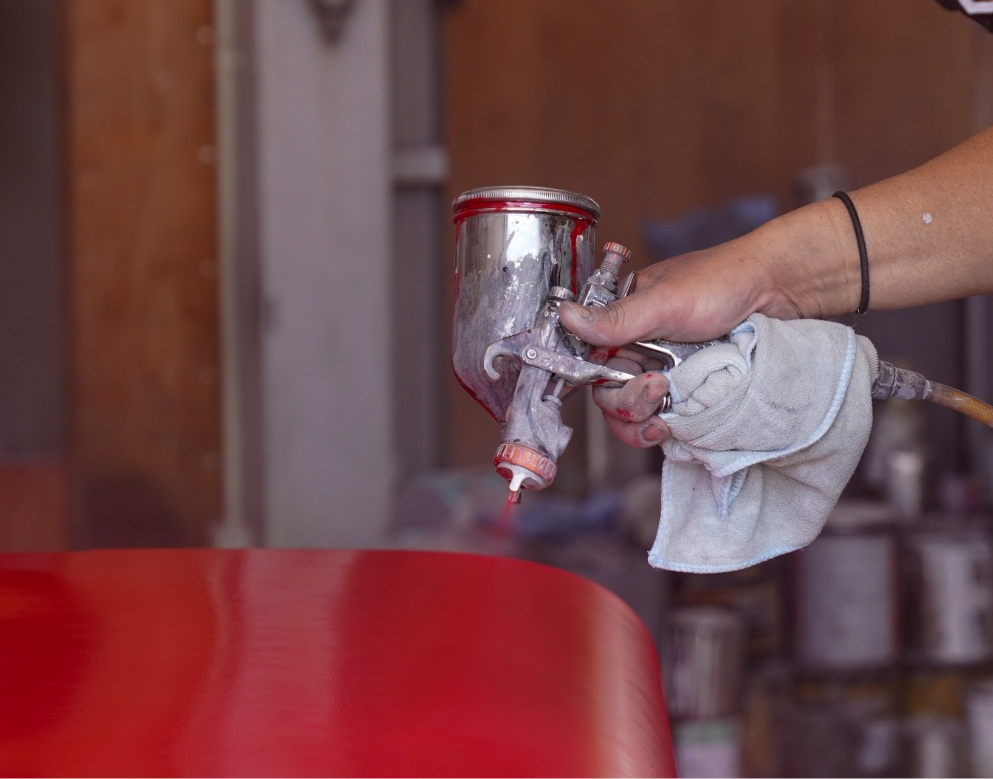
[749,198,861,320]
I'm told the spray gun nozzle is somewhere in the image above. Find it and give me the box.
[507,467,529,494]
[493,444,557,503]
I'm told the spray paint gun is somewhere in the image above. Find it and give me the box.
[481,242,724,503]
[452,187,724,502]
[452,186,993,505]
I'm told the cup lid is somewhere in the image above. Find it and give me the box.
[452,186,600,219]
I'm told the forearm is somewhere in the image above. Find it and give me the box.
[559,126,993,347]
[763,124,993,318]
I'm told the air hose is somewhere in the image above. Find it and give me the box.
[873,360,993,428]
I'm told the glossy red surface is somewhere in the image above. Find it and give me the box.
[0,549,675,777]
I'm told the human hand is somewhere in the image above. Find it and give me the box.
[560,204,853,449]
[561,236,775,450]
[560,235,784,347]
[558,200,853,347]
[588,348,671,448]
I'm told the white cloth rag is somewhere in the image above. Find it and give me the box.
[648,313,878,573]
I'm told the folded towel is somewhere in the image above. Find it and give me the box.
[648,314,878,573]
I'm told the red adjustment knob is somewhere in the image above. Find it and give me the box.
[493,443,557,490]
[603,242,632,261]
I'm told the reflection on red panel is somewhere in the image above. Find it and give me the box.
[0,549,675,777]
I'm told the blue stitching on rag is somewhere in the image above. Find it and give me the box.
[648,543,806,573]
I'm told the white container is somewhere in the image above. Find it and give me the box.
[673,718,741,779]
[906,529,993,665]
[906,716,966,778]
[967,680,993,776]
[886,449,925,519]
[796,519,898,670]
[666,607,745,719]
[857,717,901,777]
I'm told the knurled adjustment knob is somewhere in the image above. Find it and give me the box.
[493,442,557,488]
[603,242,632,261]
[600,242,632,276]
[548,286,576,302]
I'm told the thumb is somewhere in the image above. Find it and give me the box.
[558,296,658,347]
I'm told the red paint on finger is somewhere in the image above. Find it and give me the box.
[589,347,621,367]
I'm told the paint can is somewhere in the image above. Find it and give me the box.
[776,699,861,778]
[739,661,793,778]
[665,607,745,719]
[795,501,898,670]
[856,716,901,777]
[794,669,901,776]
[906,716,966,778]
[904,526,993,665]
[903,666,975,719]
[886,448,925,519]
[672,562,783,659]
[672,718,741,779]
[967,679,993,776]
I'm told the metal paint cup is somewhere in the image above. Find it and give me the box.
[451,187,598,424]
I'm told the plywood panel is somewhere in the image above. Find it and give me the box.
[65,0,221,546]
[833,0,975,187]
[443,0,977,472]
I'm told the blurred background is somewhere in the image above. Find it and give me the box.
[3,0,993,774]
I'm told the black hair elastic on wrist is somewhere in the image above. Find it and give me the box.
[833,191,870,315]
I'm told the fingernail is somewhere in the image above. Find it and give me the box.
[643,381,667,404]
[561,302,594,322]
[640,422,665,444]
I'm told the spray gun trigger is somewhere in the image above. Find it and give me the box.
[520,345,635,386]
